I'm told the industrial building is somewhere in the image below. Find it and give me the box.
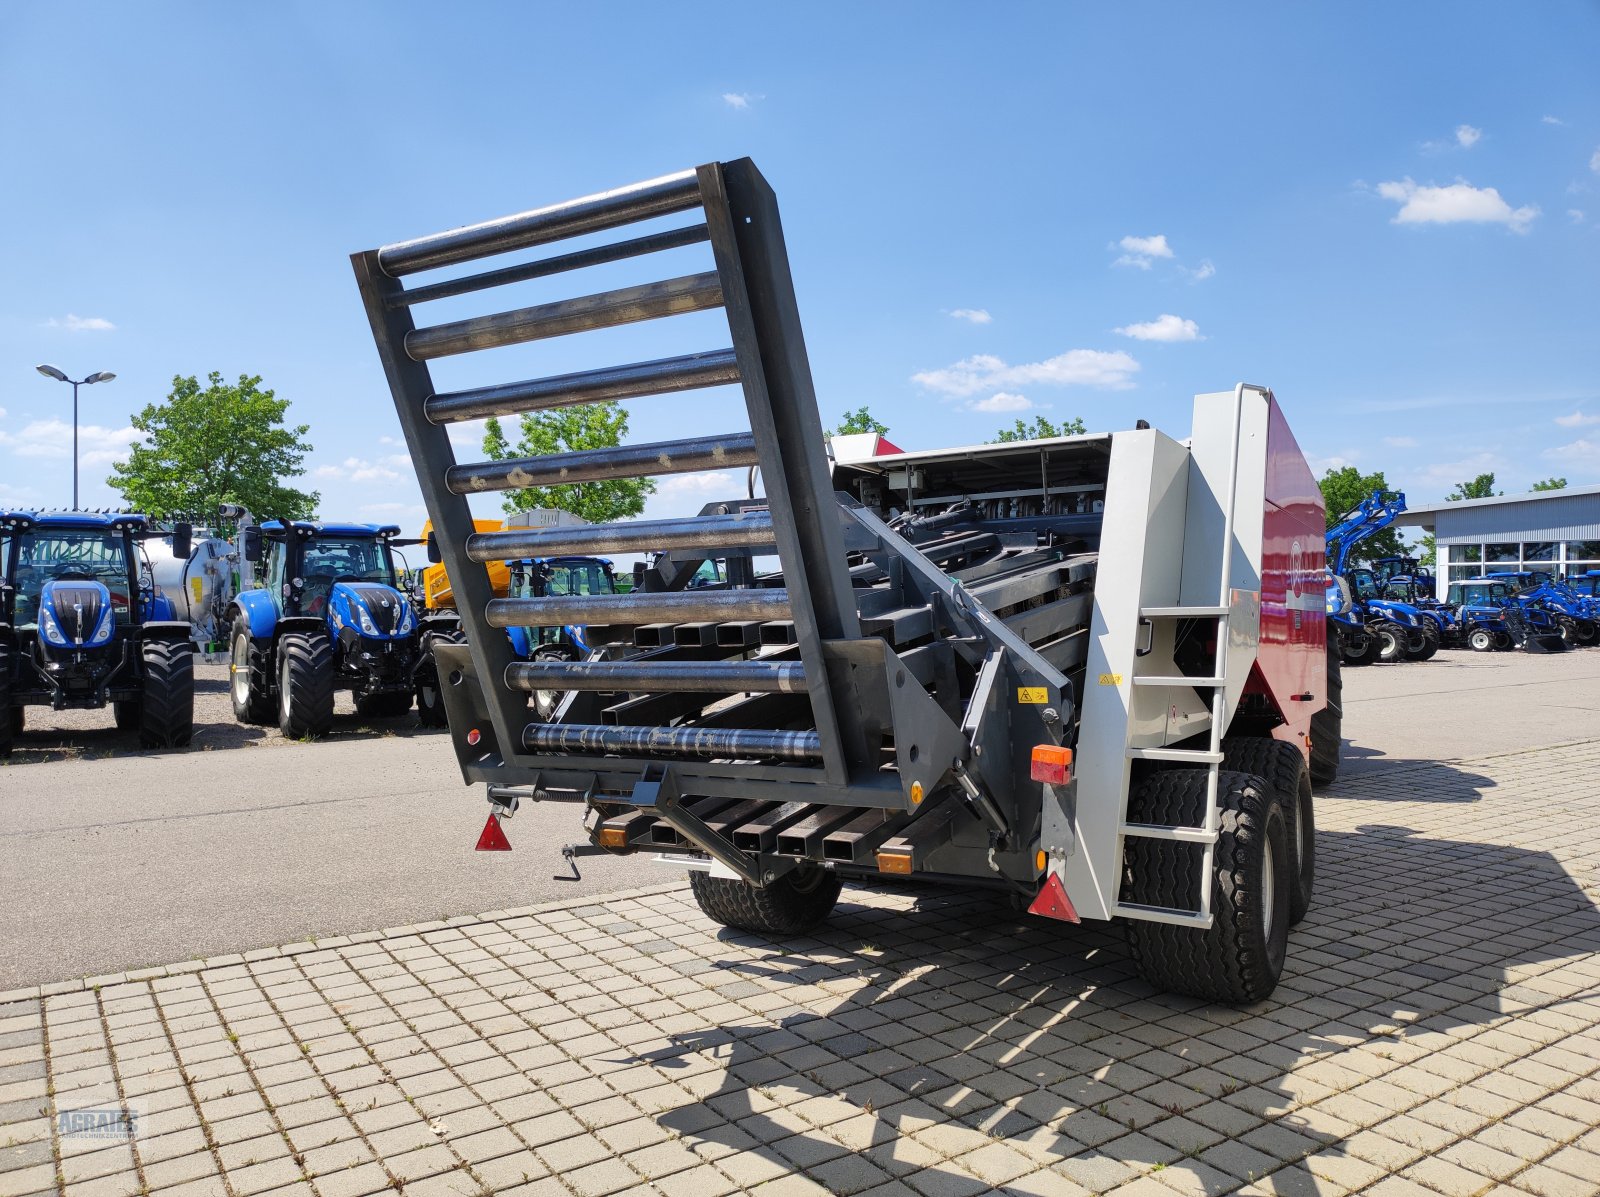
[1397,484,1600,583]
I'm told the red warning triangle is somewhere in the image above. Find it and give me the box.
[1027,873,1079,924]
[475,814,512,852]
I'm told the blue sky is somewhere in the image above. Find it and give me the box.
[2,3,1597,531]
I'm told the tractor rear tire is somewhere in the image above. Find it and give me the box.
[0,644,13,759]
[1374,622,1409,664]
[278,632,334,740]
[416,630,464,728]
[1123,769,1290,1004]
[356,691,413,719]
[139,641,195,750]
[1222,737,1315,926]
[1468,628,1495,652]
[1572,619,1598,647]
[1341,628,1380,667]
[1310,627,1342,790]
[230,617,275,724]
[689,865,842,936]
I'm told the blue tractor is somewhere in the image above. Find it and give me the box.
[1482,571,1597,647]
[1372,554,1437,599]
[227,520,458,738]
[1444,577,1566,653]
[1326,490,1433,663]
[0,510,196,754]
[504,555,618,722]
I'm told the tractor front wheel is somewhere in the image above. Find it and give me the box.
[416,630,464,728]
[278,632,334,740]
[1407,620,1440,662]
[1123,769,1290,1004]
[1374,622,1410,664]
[1468,628,1494,652]
[139,640,195,750]
[230,617,275,724]
[531,644,577,723]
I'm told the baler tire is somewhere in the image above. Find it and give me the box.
[278,632,334,740]
[1468,628,1495,652]
[689,865,842,936]
[416,630,464,728]
[356,691,413,719]
[0,644,13,758]
[1123,769,1290,1004]
[1222,737,1315,925]
[139,640,195,750]
[230,617,275,724]
[1374,622,1409,664]
[1310,627,1342,789]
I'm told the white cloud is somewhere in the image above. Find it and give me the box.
[0,418,138,463]
[1306,454,1357,476]
[1591,148,1600,174]
[968,392,1032,413]
[446,420,488,451]
[0,406,7,420]
[314,456,400,484]
[642,470,749,521]
[1112,234,1173,269]
[44,314,116,332]
[722,92,760,110]
[1543,115,1565,126]
[949,308,992,325]
[1571,209,1588,224]
[1555,410,1600,429]
[1383,436,1419,448]
[1187,259,1216,282]
[1375,178,1539,232]
[1414,452,1504,494]
[1545,438,1597,462]
[1114,314,1201,342]
[911,349,1140,396]
[1456,124,1482,148]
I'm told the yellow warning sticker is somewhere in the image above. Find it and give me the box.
[1017,687,1048,704]
[1098,672,1124,686]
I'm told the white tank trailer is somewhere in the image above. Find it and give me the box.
[149,534,238,650]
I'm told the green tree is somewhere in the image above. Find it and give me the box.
[826,406,889,436]
[481,402,654,521]
[1417,533,1436,567]
[107,372,318,521]
[1446,472,1500,501]
[989,414,1087,443]
[1530,477,1567,492]
[1318,465,1405,565]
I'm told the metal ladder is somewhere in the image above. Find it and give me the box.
[1112,384,1252,930]
[352,161,871,791]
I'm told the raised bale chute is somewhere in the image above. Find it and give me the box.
[352,160,1333,1005]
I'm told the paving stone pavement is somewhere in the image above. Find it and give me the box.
[3,739,1599,1197]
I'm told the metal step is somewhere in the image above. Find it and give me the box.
[1121,823,1217,845]
[1112,901,1212,929]
[1126,747,1225,764]
[504,659,807,695]
[466,511,774,562]
[448,431,759,495]
[486,589,791,629]
[1139,605,1231,618]
[1132,675,1225,687]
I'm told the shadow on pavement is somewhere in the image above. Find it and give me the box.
[632,824,1598,1190]
[1329,745,1497,802]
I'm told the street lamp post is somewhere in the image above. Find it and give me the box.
[35,364,116,510]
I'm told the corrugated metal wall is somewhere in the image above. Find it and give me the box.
[1435,491,1600,544]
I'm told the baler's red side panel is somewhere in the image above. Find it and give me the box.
[1255,396,1327,746]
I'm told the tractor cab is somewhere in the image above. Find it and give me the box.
[506,555,616,656]
[1484,570,1554,593]
[251,521,406,621]
[1372,555,1435,597]
[0,510,195,752]
[1447,579,1512,608]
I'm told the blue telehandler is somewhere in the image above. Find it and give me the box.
[0,510,196,754]
[227,520,458,738]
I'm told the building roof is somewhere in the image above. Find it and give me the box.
[1393,483,1600,531]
